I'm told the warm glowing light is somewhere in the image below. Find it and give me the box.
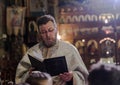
[57,34,61,40]
[106,51,109,54]
[104,19,108,24]
[99,58,114,64]
[107,60,111,63]
[105,30,111,34]
[99,37,116,44]
[82,39,85,42]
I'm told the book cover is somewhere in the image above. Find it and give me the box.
[28,54,68,76]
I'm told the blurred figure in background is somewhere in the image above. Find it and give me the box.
[16,71,53,85]
[88,63,120,85]
[26,71,53,85]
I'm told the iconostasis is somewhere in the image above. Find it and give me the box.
[58,0,120,69]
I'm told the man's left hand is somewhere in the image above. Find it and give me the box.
[59,71,73,82]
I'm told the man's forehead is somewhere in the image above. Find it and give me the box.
[39,21,55,29]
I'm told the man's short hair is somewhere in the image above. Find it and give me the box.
[36,15,57,28]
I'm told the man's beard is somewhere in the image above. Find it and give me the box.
[43,38,57,48]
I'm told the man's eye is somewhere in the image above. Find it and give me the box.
[40,28,54,34]
[49,29,54,32]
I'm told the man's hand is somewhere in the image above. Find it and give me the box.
[29,67,35,74]
[59,71,73,82]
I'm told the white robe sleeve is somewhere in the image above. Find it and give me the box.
[15,44,43,84]
[66,46,89,85]
[15,53,31,84]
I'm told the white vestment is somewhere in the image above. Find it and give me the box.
[15,40,88,85]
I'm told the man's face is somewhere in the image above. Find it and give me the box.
[38,21,57,47]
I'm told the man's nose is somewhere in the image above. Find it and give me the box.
[46,31,50,36]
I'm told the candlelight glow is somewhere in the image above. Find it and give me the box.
[57,34,61,40]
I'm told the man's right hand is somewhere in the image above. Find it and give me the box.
[29,67,35,74]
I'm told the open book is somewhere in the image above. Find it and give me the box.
[28,54,68,76]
